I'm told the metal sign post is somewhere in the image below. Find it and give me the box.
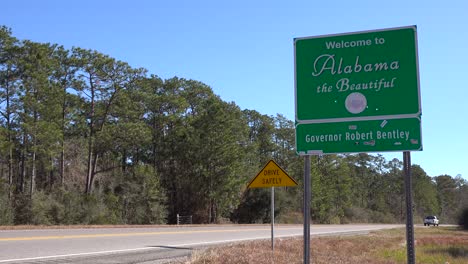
[404,151,415,264]
[271,186,275,252]
[247,160,297,253]
[303,155,311,263]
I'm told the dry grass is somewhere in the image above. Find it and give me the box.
[176,227,467,264]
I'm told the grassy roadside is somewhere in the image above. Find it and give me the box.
[177,227,467,264]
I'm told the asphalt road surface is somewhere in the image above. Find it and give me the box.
[0,224,402,263]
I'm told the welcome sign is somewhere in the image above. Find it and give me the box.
[295,26,420,123]
[294,26,422,155]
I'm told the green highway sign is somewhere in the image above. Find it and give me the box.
[296,118,422,155]
[295,26,420,122]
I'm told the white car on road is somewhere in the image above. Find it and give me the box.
[424,215,439,226]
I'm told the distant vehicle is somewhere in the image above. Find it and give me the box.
[424,215,439,226]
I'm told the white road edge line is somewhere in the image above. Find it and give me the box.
[0,247,151,263]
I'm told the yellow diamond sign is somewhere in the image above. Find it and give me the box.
[248,160,298,188]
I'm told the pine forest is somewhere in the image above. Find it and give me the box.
[1,26,467,226]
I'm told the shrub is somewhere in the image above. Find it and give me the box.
[276,211,303,224]
[13,193,32,225]
[344,207,370,223]
[122,165,168,224]
[0,180,13,225]
[458,208,468,230]
[30,191,54,225]
[80,194,111,225]
[231,188,270,224]
[54,188,83,225]
[0,196,13,225]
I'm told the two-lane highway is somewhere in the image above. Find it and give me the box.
[0,224,402,263]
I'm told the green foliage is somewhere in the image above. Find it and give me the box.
[459,208,468,230]
[435,175,459,223]
[0,180,13,224]
[120,165,168,224]
[79,194,111,225]
[231,188,271,223]
[13,193,33,225]
[310,155,353,224]
[0,26,467,227]
[30,192,55,225]
[0,197,13,224]
[412,165,440,219]
[344,207,372,223]
[55,189,86,225]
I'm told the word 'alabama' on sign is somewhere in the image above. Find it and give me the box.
[311,55,400,77]
[248,160,298,188]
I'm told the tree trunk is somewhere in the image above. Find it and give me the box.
[8,145,13,199]
[60,93,66,186]
[18,134,27,193]
[6,80,13,199]
[210,200,217,224]
[121,149,127,172]
[152,117,158,170]
[49,157,54,190]
[85,76,95,194]
[30,150,36,197]
[85,146,93,193]
[30,110,38,198]
[89,152,99,191]
[60,148,65,186]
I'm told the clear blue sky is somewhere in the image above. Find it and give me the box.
[2,0,467,179]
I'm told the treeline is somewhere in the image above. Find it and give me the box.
[1,26,467,225]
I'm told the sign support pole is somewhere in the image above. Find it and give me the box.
[271,186,275,252]
[404,151,415,264]
[303,155,311,264]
